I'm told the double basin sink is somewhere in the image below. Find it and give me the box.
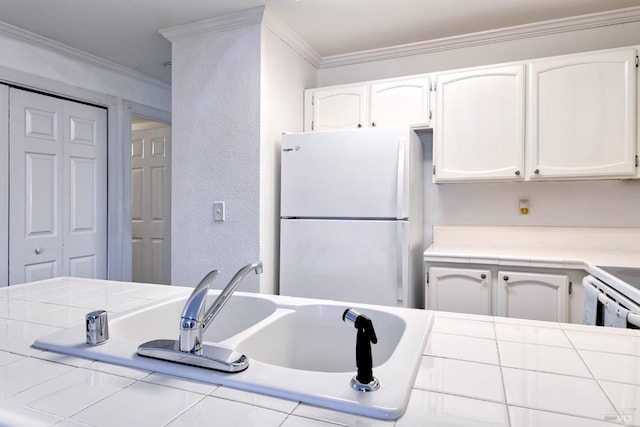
[34,291,432,420]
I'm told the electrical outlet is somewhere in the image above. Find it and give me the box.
[214,201,225,221]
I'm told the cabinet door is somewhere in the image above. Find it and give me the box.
[528,49,636,179]
[427,267,491,315]
[370,77,431,128]
[433,65,525,182]
[307,85,368,131]
[497,271,568,322]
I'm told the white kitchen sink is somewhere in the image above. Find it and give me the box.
[33,291,432,420]
[234,304,405,372]
[108,293,277,343]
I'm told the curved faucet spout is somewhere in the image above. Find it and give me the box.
[202,260,263,331]
[179,261,263,353]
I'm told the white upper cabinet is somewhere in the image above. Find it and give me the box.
[304,76,431,131]
[527,49,637,179]
[369,77,431,128]
[305,84,368,131]
[303,46,639,182]
[433,65,525,182]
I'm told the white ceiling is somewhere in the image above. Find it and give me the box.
[1,0,639,84]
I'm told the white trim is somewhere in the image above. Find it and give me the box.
[0,21,170,91]
[262,9,321,68]
[0,64,112,107]
[320,6,640,68]
[159,6,321,67]
[0,84,7,286]
[160,6,266,41]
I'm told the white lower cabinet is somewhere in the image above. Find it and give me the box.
[427,265,570,322]
[497,270,569,322]
[427,267,491,315]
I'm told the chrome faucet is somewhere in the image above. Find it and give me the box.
[179,260,263,353]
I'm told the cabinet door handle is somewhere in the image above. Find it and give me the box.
[515,170,520,176]
[534,169,540,175]
[371,122,376,127]
[357,124,362,128]
[480,274,487,279]
[34,247,42,255]
[503,275,509,281]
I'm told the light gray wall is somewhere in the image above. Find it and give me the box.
[170,24,263,290]
[260,26,317,293]
[169,13,318,292]
[0,27,170,110]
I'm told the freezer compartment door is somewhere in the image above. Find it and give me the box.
[281,127,411,219]
[279,219,410,307]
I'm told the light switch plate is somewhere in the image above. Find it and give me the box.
[214,201,225,221]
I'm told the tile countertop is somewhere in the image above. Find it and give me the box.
[423,226,640,269]
[1,277,640,427]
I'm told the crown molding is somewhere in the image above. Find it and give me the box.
[320,6,640,68]
[160,6,266,41]
[0,20,170,90]
[262,9,321,68]
[159,6,321,68]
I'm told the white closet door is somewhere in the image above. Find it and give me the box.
[0,85,7,286]
[9,88,107,285]
[131,124,171,284]
[9,89,64,284]
[62,98,107,279]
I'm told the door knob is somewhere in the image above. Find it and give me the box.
[34,247,42,255]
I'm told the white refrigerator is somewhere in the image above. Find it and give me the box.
[279,126,424,308]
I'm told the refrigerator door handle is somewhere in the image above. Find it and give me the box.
[396,221,409,304]
[396,137,407,219]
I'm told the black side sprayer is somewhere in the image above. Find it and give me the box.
[342,308,380,392]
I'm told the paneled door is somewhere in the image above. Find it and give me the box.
[9,88,107,285]
[131,122,171,284]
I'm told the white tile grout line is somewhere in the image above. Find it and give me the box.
[493,320,513,427]
[561,327,627,424]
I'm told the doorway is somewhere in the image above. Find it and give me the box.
[131,116,171,284]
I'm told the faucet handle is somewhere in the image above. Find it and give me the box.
[180,270,219,322]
